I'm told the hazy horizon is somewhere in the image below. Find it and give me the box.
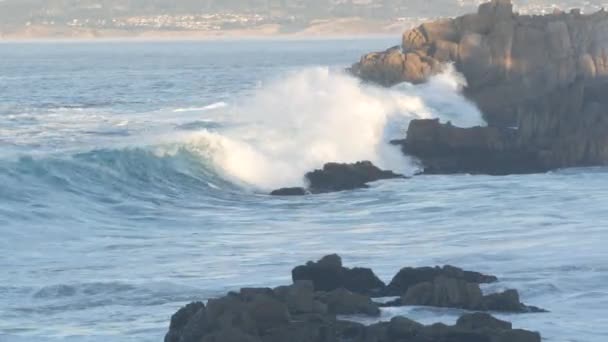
[2,0,607,39]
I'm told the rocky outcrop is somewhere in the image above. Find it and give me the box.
[317,288,380,316]
[351,0,608,173]
[166,297,541,342]
[292,254,543,313]
[165,255,544,342]
[398,276,545,312]
[385,264,498,296]
[292,254,386,296]
[270,161,406,196]
[393,119,549,174]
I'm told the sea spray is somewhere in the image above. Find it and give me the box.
[183,66,485,190]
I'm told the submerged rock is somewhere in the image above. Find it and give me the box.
[351,0,608,173]
[270,161,406,196]
[164,254,545,342]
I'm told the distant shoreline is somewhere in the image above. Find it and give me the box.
[0,17,419,42]
[0,32,401,43]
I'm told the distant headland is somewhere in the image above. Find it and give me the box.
[1,0,604,40]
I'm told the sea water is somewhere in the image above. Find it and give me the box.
[0,39,606,342]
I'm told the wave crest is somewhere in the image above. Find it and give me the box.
[179,66,484,190]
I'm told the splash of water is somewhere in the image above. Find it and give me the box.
[181,66,484,190]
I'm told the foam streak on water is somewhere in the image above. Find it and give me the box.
[0,40,606,342]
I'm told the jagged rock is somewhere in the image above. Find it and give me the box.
[165,256,544,342]
[201,328,261,342]
[401,276,484,310]
[483,289,546,313]
[351,0,608,173]
[399,277,542,312]
[386,316,424,339]
[270,161,406,196]
[317,288,380,316]
[352,46,442,86]
[165,302,207,342]
[292,254,386,295]
[456,312,512,331]
[247,294,290,333]
[494,329,543,342]
[274,281,328,315]
[305,161,405,193]
[385,264,497,296]
[394,119,549,175]
[206,295,258,335]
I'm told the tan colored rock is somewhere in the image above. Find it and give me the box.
[352,0,608,172]
[402,27,427,51]
[420,19,459,43]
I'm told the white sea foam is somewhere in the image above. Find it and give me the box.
[172,102,228,113]
[183,66,484,190]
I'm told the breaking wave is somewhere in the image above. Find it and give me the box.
[176,66,484,190]
[0,66,484,198]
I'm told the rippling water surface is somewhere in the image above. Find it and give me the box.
[0,39,607,342]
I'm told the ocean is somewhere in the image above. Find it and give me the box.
[0,38,606,342]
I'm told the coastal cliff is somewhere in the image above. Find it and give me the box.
[352,0,608,173]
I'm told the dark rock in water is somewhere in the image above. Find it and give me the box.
[495,329,543,342]
[307,161,405,193]
[247,294,291,333]
[165,302,207,342]
[456,312,512,330]
[398,277,543,312]
[351,0,608,173]
[386,316,424,339]
[270,187,307,196]
[270,161,406,196]
[483,289,548,313]
[274,281,327,315]
[292,254,386,296]
[317,288,380,316]
[164,255,545,342]
[395,119,550,175]
[401,276,485,310]
[166,294,541,342]
[385,264,497,296]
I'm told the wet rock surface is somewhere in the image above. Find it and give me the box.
[270,161,406,196]
[393,119,550,175]
[292,254,386,295]
[351,0,608,173]
[165,254,545,342]
[385,264,498,296]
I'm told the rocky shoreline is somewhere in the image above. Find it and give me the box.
[270,0,608,196]
[350,0,608,175]
[165,254,544,342]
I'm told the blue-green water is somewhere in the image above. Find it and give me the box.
[0,39,606,342]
